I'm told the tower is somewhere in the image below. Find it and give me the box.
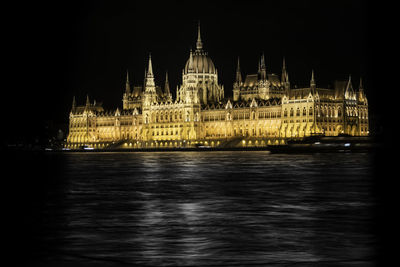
[233,57,242,101]
[281,57,290,92]
[259,53,267,80]
[142,53,158,107]
[310,70,316,94]
[125,70,131,94]
[196,21,203,51]
[71,96,76,112]
[258,53,270,99]
[123,70,131,109]
[344,75,355,100]
[164,71,172,102]
[85,94,90,107]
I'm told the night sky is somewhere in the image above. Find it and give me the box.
[4,0,389,143]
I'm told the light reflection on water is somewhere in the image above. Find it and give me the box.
[39,152,376,266]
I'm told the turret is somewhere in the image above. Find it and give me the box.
[233,57,241,101]
[345,75,355,100]
[260,53,267,80]
[358,77,367,103]
[164,71,172,101]
[143,53,157,105]
[310,70,316,93]
[281,57,290,92]
[86,94,90,107]
[145,53,155,92]
[235,57,242,84]
[187,49,194,73]
[125,70,131,94]
[71,96,76,112]
[196,21,203,51]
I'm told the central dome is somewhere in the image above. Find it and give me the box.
[183,22,216,75]
[184,51,215,74]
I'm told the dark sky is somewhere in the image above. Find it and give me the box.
[5,0,388,141]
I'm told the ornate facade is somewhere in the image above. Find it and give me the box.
[66,24,368,149]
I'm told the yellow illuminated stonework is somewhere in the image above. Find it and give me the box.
[66,24,369,149]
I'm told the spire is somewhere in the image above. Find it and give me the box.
[260,52,266,69]
[147,53,153,77]
[260,53,267,80]
[86,94,90,106]
[345,74,354,99]
[359,77,363,91]
[72,96,76,111]
[164,71,170,95]
[145,53,155,91]
[281,57,287,83]
[125,70,131,94]
[196,21,203,51]
[188,49,194,72]
[311,70,315,84]
[235,57,242,84]
[310,70,316,93]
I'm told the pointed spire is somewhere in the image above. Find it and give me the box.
[164,71,170,95]
[310,70,316,93]
[281,57,287,83]
[235,57,242,84]
[260,52,266,69]
[188,49,194,72]
[359,77,363,91]
[145,53,155,91]
[72,96,76,111]
[86,94,90,106]
[147,53,153,77]
[125,70,131,94]
[260,53,267,80]
[345,74,354,99]
[311,70,315,83]
[346,74,353,90]
[196,21,203,51]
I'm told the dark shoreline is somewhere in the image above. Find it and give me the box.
[43,144,380,154]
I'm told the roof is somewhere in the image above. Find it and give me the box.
[243,74,258,87]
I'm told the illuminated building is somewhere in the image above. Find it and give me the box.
[66,23,369,149]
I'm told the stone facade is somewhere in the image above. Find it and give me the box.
[66,24,368,149]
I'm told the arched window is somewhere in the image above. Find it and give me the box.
[303,107,307,116]
[186,111,190,122]
[290,108,294,117]
[284,109,288,117]
[296,108,300,116]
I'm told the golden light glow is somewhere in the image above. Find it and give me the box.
[66,25,368,149]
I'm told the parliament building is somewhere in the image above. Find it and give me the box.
[66,24,369,149]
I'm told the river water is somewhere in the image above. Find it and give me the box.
[12,151,379,266]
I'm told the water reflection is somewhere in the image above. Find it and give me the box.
[36,152,376,266]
